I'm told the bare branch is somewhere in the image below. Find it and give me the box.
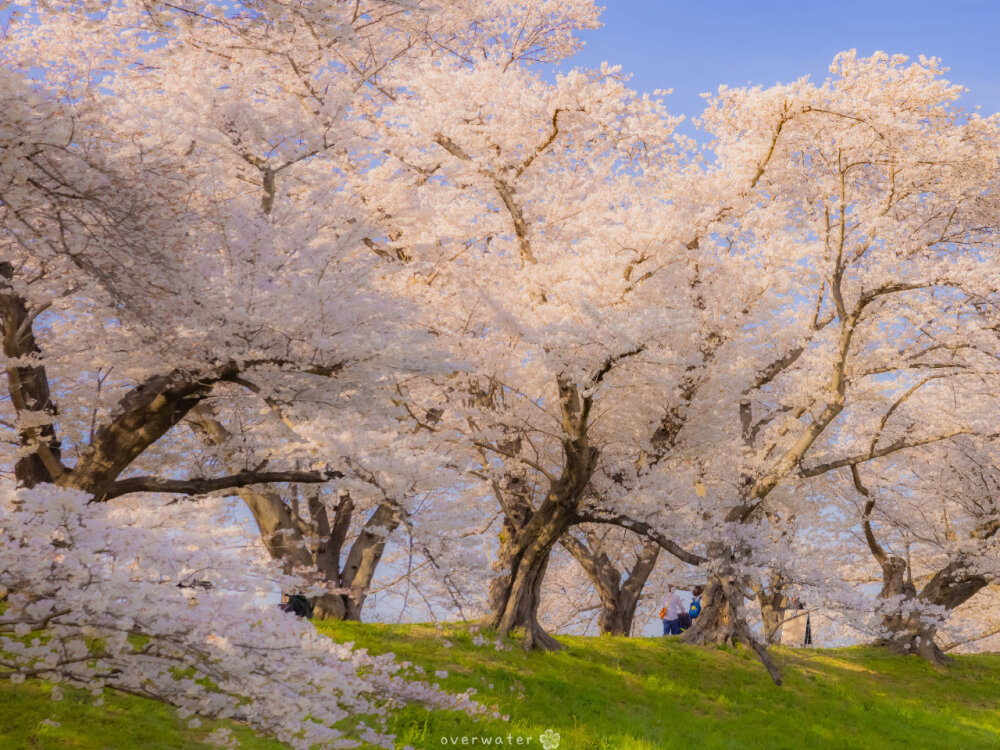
[576,508,706,566]
[851,464,888,565]
[515,108,567,178]
[97,468,345,502]
[434,133,537,265]
[942,623,1000,653]
[590,345,646,386]
[800,429,980,477]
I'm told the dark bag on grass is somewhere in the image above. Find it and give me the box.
[678,612,692,630]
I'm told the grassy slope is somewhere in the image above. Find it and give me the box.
[0,679,285,750]
[5,622,1000,749]
[318,622,1000,750]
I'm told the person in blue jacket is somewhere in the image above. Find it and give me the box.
[689,586,704,620]
[677,585,705,633]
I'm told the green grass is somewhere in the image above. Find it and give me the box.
[318,622,1000,750]
[0,679,285,750]
[5,623,1000,749]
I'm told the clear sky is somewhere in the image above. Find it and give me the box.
[561,0,1000,123]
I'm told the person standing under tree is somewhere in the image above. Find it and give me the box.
[689,586,704,620]
[659,587,685,635]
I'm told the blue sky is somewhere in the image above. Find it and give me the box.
[562,0,1000,122]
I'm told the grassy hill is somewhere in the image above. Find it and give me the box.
[4,622,1000,749]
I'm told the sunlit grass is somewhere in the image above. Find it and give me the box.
[4,621,1000,749]
[0,679,283,750]
[318,621,1000,750]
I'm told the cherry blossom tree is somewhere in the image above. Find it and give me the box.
[1,0,606,740]
[662,52,1000,674]
[6,2,1000,726]
[369,52,730,648]
[558,526,661,636]
[834,435,1000,662]
[0,481,487,749]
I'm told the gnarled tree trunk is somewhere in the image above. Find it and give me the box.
[681,575,742,646]
[561,531,660,636]
[873,554,946,663]
[875,556,989,665]
[752,575,788,645]
[486,376,604,650]
[490,501,577,650]
[190,407,401,621]
[681,544,782,685]
[854,469,994,665]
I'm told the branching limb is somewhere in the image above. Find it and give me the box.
[97,468,345,502]
[576,508,706,566]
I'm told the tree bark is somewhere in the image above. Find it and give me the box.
[681,547,782,685]
[561,531,660,636]
[0,261,62,489]
[873,554,945,663]
[681,576,742,645]
[614,540,660,636]
[190,407,401,621]
[2,267,338,503]
[75,367,242,498]
[245,488,400,621]
[490,501,575,650]
[752,575,788,645]
[874,556,989,665]
[485,376,604,650]
[854,469,994,664]
[334,501,400,618]
[680,536,748,647]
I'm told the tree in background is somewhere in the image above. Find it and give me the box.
[4,6,1000,736]
[0,0,603,742]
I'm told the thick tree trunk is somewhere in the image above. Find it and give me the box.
[597,600,629,637]
[490,502,576,650]
[681,576,743,646]
[1,261,62,489]
[877,621,948,663]
[855,468,974,665]
[874,556,988,665]
[605,539,659,637]
[761,601,787,645]
[330,502,400,619]
[503,547,560,650]
[561,532,659,636]
[489,507,529,617]
[312,593,351,620]
[191,406,400,622]
[875,555,919,641]
[560,532,623,636]
[752,576,788,645]
[265,495,399,622]
[680,540,749,647]
[487,376,601,649]
[682,553,782,685]
[873,555,948,663]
